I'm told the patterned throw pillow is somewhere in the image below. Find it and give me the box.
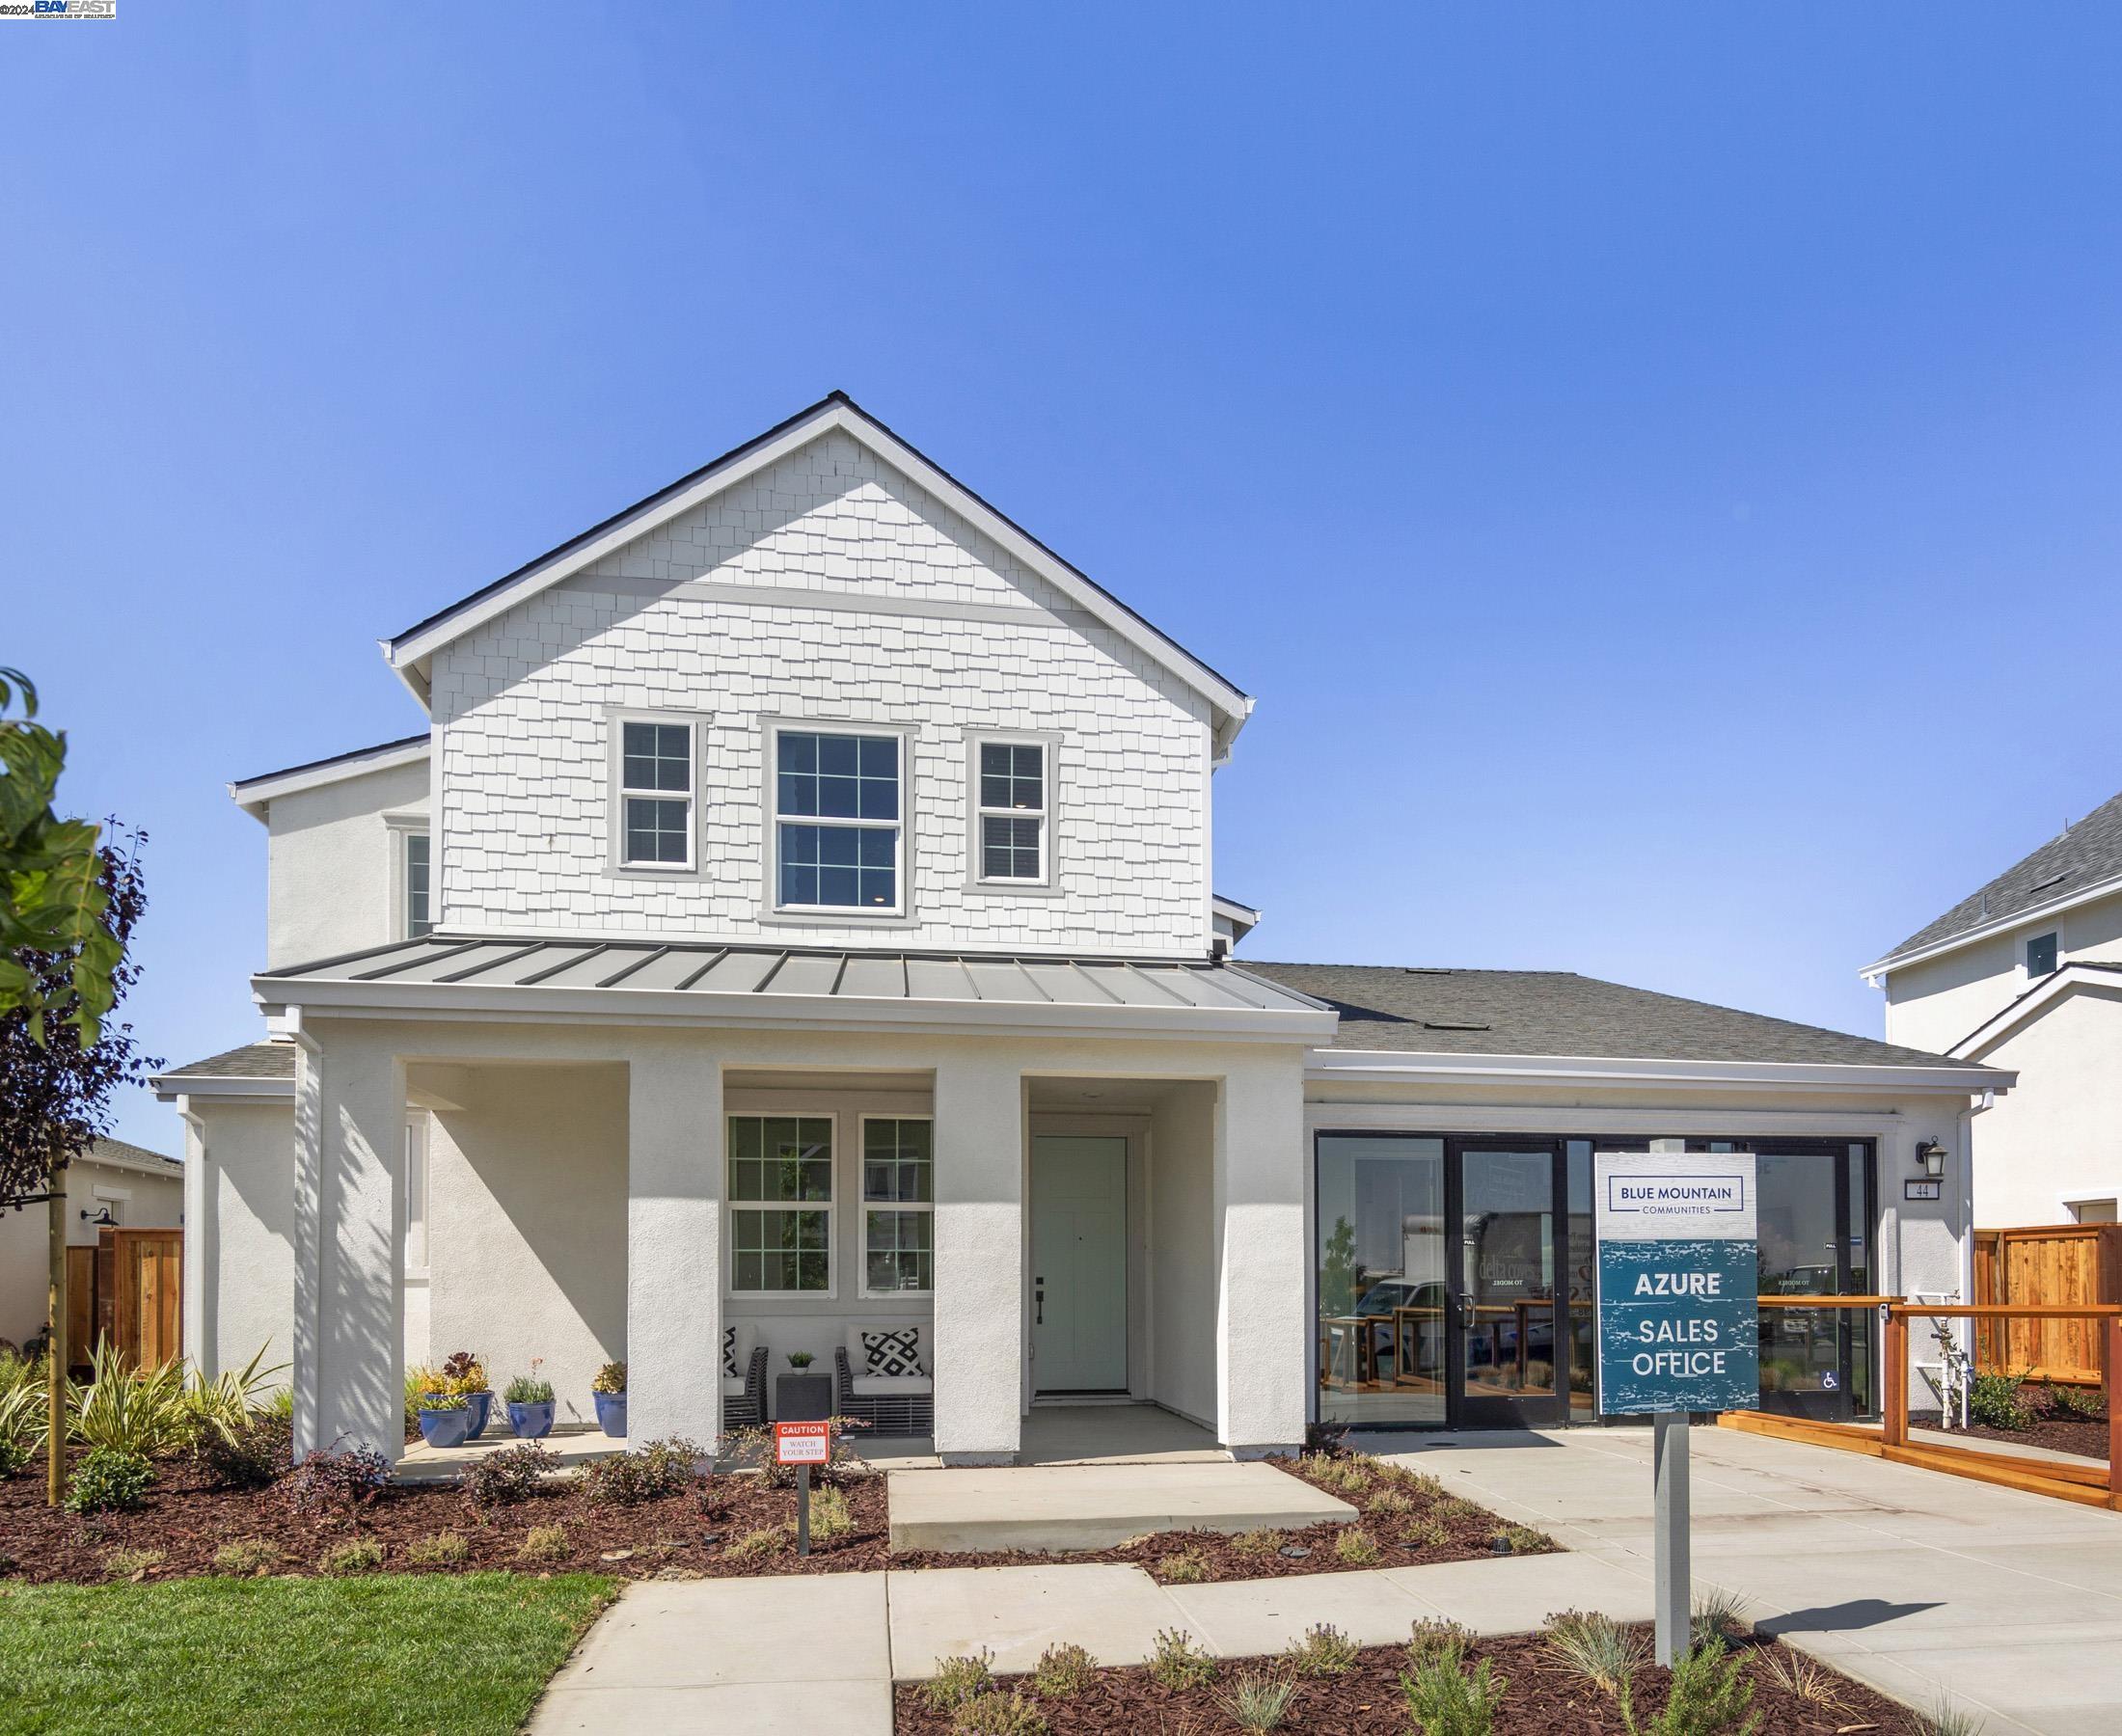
[722,1325,740,1380]
[862,1327,923,1378]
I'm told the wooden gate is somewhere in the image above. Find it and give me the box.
[58,1228,183,1374]
[1974,1224,2122,1383]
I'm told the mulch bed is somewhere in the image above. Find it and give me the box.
[892,1628,1926,1734]
[0,1447,1542,1587]
[1913,1381,2110,1462]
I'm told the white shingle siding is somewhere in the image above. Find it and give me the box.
[430,432,1212,955]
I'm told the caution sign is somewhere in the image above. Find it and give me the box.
[1594,1152,1759,1415]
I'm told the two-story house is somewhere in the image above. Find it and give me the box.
[156,393,2008,1462]
[1864,790,2122,1227]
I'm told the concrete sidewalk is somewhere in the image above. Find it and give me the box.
[1366,1424,2122,1736]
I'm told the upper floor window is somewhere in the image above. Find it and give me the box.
[403,831,433,937]
[618,719,694,870]
[975,740,1047,884]
[2027,932,2059,977]
[775,728,900,911]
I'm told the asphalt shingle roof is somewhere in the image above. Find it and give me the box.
[1242,961,1984,1069]
[86,1137,181,1171]
[1884,786,2122,963]
[158,1042,298,1080]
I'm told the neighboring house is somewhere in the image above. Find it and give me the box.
[1864,788,2122,1228]
[0,1138,184,1347]
[155,393,2007,1461]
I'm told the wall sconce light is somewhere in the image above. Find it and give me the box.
[79,1205,116,1227]
[1914,1140,1947,1179]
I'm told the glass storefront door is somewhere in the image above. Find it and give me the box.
[1454,1145,1567,1426]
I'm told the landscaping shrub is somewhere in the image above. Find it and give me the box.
[725,1525,791,1563]
[0,1374,45,1470]
[1406,1619,1472,1671]
[1755,1644,1849,1711]
[194,1410,291,1490]
[406,1531,471,1566]
[1916,1695,1986,1736]
[1230,1528,1284,1561]
[317,1537,386,1576]
[68,1343,193,1457]
[518,1525,571,1564]
[1499,1524,1552,1554]
[1151,1546,1211,1584]
[951,1690,1047,1736]
[579,1436,702,1506]
[1969,1370,2031,1431]
[1284,1622,1357,1677]
[0,1437,31,1479]
[1691,1588,1749,1652]
[1544,1608,1644,1697]
[2042,1380,2104,1422]
[284,1444,388,1523]
[1619,1641,1760,1736]
[459,1441,553,1508]
[924,1648,996,1712]
[1368,1485,1415,1516]
[591,1361,626,1396]
[1400,1642,1507,1736]
[1333,1526,1380,1566]
[100,1547,165,1582]
[503,1370,556,1405]
[1031,1642,1095,1698]
[63,1445,154,1513]
[211,1536,283,1577]
[1147,1628,1217,1692]
[809,1484,854,1541]
[1220,1670,1297,1733]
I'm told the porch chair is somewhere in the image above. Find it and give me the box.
[721,1321,770,1431]
[832,1321,935,1436]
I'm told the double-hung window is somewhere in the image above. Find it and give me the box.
[403,832,433,937]
[775,728,901,910]
[976,740,1047,883]
[728,1116,832,1293]
[861,1118,933,1295]
[618,719,694,869]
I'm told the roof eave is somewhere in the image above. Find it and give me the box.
[1861,870,2122,980]
[1306,1046,2012,1097]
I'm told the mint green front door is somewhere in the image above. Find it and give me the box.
[1031,1135,1128,1393]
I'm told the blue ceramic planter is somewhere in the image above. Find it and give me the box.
[465,1390,495,1440]
[592,1391,628,1438]
[418,1406,474,1450]
[507,1399,556,1440]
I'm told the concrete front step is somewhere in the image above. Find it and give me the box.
[886,1460,1356,1553]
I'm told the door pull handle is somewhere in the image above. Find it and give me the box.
[1036,1289,1045,1326]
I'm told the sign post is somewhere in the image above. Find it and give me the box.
[1594,1150,1758,1668]
[775,1421,830,1557]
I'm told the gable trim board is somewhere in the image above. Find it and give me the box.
[1946,959,2122,1060]
[230,735,431,822]
[1308,1047,2005,1098]
[1861,868,2122,981]
[381,393,1253,753]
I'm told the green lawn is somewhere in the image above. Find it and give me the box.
[0,1573,619,1735]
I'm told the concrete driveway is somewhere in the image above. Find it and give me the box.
[1363,1423,2122,1736]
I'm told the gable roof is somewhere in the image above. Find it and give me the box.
[1948,959,2122,1060]
[1244,960,2000,1074]
[382,393,1253,747]
[1868,786,2122,973]
[81,1137,182,1176]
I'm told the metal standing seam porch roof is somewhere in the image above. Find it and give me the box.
[250,935,1336,1032]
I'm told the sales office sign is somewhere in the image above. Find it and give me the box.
[1594,1152,1759,1415]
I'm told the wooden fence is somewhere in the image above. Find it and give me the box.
[1973,1224,2122,1383]
[60,1227,183,1375]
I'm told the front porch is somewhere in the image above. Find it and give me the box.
[271,1009,1318,1471]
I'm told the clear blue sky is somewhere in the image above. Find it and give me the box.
[8,6,2121,1153]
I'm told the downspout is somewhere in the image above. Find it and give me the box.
[1954,1089,1995,1428]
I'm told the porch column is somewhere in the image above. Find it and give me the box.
[1213,1050,1308,1455]
[291,1028,406,1462]
[177,1101,215,1377]
[625,1042,722,1445]
[933,1055,1023,1465]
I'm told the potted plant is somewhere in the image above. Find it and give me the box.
[417,1389,475,1450]
[504,1362,556,1439]
[440,1351,494,1439]
[591,1360,627,1438]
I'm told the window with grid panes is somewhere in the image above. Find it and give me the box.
[618,720,694,867]
[861,1118,933,1293]
[976,740,1045,882]
[728,1116,833,1291]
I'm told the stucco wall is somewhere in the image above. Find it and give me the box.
[188,1100,298,1379]
[1148,1082,1217,1428]
[428,429,1213,956]
[1964,984,2122,1225]
[263,758,430,969]
[1883,887,2122,1056]
[422,1064,627,1425]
